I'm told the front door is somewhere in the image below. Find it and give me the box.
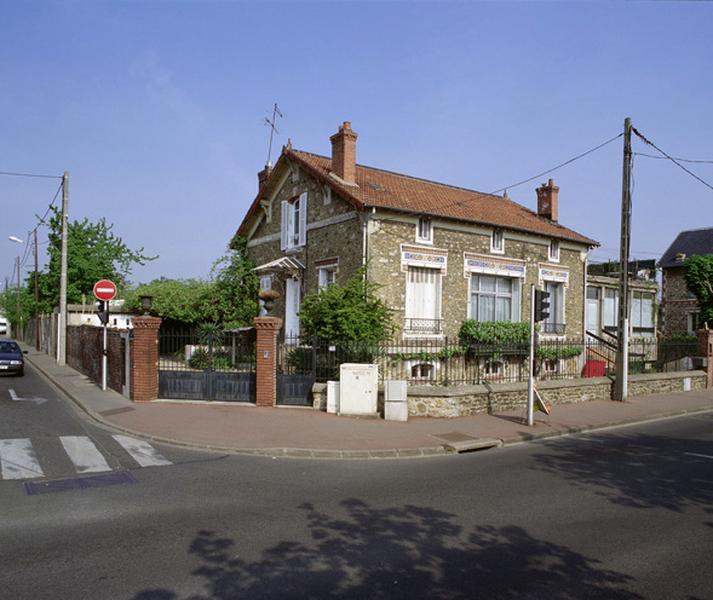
[285,277,301,340]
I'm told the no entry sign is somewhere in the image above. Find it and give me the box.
[93,279,117,301]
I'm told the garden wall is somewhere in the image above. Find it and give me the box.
[312,370,707,418]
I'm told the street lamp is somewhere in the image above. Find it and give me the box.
[8,236,24,338]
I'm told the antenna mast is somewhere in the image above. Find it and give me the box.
[264,103,283,167]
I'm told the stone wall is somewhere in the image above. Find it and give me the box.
[366,213,587,340]
[405,371,706,417]
[662,266,699,337]
[313,370,705,418]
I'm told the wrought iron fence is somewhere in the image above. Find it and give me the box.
[158,328,256,373]
[278,335,702,386]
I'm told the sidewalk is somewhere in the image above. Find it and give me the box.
[22,344,713,459]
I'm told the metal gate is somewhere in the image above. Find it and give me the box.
[158,328,256,402]
[276,335,315,406]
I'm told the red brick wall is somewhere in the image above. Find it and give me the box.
[130,316,161,402]
[66,325,126,394]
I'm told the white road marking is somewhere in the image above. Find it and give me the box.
[8,389,48,405]
[60,436,112,473]
[0,439,44,480]
[112,435,172,467]
[684,452,713,460]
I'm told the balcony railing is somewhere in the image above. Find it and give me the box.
[541,322,566,335]
[403,318,443,335]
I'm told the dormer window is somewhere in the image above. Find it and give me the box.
[490,229,504,254]
[549,239,560,262]
[416,217,433,244]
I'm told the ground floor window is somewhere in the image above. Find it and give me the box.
[542,281,565,334]
[318,267,337,289]
[469,275,520,322]
[632,291,655,336]
[405,267,442,334]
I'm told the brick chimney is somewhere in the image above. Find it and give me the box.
[330,121,358,185]
[536,178,559,222]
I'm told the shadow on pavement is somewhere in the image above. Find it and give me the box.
[131,499,641,599]
[532,432,713,513]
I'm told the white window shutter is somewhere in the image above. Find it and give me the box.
[280,201,288,250]
[298,192,307,247]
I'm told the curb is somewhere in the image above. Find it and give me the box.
[25,350,713,460]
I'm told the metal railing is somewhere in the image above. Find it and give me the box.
[279,335,703,386]
[403,318,443,335]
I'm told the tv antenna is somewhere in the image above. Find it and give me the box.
[264,103,283,168]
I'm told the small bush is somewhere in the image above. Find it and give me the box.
[188,348,233,370]
[459,320,530,345]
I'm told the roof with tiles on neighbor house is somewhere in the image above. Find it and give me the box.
[658,227,713,268]
[238,147,598,246]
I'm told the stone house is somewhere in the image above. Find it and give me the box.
[236,121,597,343]
[658,227,713,337]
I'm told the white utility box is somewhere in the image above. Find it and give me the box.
[327,381,340,414]
[339,363,378,416]
[384,380,408,422]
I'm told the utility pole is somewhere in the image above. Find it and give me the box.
[58,170,69,365]
[614,118,633,401]
[16,255,21,336]
[527,283,536,426]
[34,229,40,351]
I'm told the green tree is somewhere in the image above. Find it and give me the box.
[123,278,215,325]
[299,268,393,341]
[39,206,156,312]
[207,236,260,328]
[684,254,713,328]
[125,237,259,329]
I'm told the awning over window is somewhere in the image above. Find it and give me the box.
[253,256,305,277]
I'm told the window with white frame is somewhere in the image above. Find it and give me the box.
[631,291,654,336]
[549,239,560,262]
[469,275,520,322]
[416,217,433,244]
[318,266,337,289]
[405,267,442,334]
[603,288,618,332]
[280,192,307,251]
[543,281,564,333]
[490,229,504,254]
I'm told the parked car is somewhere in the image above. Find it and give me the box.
[0,340,26,376]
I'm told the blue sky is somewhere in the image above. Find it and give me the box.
[1,0,711,288]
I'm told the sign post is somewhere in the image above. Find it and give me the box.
[93,280,117,391]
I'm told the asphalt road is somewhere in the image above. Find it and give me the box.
[1,363,711,599]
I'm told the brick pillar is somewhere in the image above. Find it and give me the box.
[130,316,162,402]
[696,328,713,388]
[255,316,282,407]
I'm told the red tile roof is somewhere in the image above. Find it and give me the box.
[239,147,598,246]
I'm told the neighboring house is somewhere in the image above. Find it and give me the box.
[658,227,713,337]
[585,260,658,340]
[237,121,598,341]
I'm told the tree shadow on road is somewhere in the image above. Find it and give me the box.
[531,433,713,513]
[132,499,641,599]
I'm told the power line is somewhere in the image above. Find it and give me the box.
[633,152,713,165]
[0,170,62,180]
[489,132,624,195]
[632,127,713,193]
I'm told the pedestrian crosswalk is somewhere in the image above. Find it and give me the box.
[0,434,172,481]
